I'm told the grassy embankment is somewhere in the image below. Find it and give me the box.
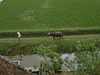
[0,34,100,56]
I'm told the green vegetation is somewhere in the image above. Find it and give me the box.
[35,36,100,75]
[33,65,38,70]
[37,44,63,74]
[0,0,100,37]
[1,0,100,74]
[1,28,100,37]
[0,0,100,31]
[0,34,100,56]
[65,49,100,75]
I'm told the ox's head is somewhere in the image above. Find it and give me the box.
[48,32,50,35]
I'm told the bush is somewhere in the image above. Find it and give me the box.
[55,41,76,53]
[1,28,100,37]
[64,40,100,75]
[37,44,64,74]
[76,41,97,51]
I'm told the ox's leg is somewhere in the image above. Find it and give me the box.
[58,36,61,40]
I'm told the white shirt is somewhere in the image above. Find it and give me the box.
[18,33,21,38]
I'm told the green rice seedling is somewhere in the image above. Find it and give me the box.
[0,0,100,31]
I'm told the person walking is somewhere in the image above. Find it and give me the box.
[17,32,21,42]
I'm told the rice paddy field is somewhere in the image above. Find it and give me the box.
[0,0,100,31]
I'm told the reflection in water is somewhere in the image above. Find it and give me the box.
[5,53,76,71]
[61,53,75,60]
[61,53,77,70]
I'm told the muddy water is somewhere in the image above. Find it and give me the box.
[5,53,76,71]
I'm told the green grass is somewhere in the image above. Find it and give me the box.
[0,34,100,55]
[0,0,100,30]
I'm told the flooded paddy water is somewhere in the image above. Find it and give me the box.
[5,53,77,71]
[5,51,100,74]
